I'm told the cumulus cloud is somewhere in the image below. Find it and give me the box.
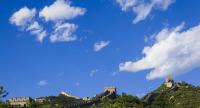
[39,0,86,22]
[26,21,47,42]
[10,7,47,42]
[94,41,110,52]
[50,22,77,42]
[10,0,86,43]
[39,0,86,42]
[10,7,36,27]
[119,23,200,80]
[37,80,48,86]
[116,0,175,23]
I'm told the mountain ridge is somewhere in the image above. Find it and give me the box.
[1,80,200,108]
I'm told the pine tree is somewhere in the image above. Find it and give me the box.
[0,85,8,100]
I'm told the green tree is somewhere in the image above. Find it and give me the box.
[0,85,8,101]
[92,93,145,108]
[0,85,11,108]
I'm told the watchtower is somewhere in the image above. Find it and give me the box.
[104,86,116,94]
[164,76,174,88]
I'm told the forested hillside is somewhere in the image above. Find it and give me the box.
[1,81,200,108]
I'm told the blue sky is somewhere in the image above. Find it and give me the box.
[1,0,200,99]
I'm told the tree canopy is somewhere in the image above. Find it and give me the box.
[0,85,8,100]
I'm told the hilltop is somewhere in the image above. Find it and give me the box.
[142,81,200,108]
[91,80,200,108]
[1,80,200,108]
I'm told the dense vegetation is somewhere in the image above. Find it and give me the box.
[90,93,146,108]
[143,82,200,108]
[29,94,85,108]
[91,82,200,108]
[2,81,200,108]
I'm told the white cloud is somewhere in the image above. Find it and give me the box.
[152,0,175,10]
[37,80,48,86]
[26,21,47,42]
[39,0,86,43]
[90,69,98,77]
[10,7,36,27]
[94,41,110,52]
[39,0,86,22]
[116,0,175,23]
[116,0,137,11]
[10,0,86,43]
[10,7,47,42]
[50,22,77,42]
[119,23,200,80]
[132,3,153,23]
